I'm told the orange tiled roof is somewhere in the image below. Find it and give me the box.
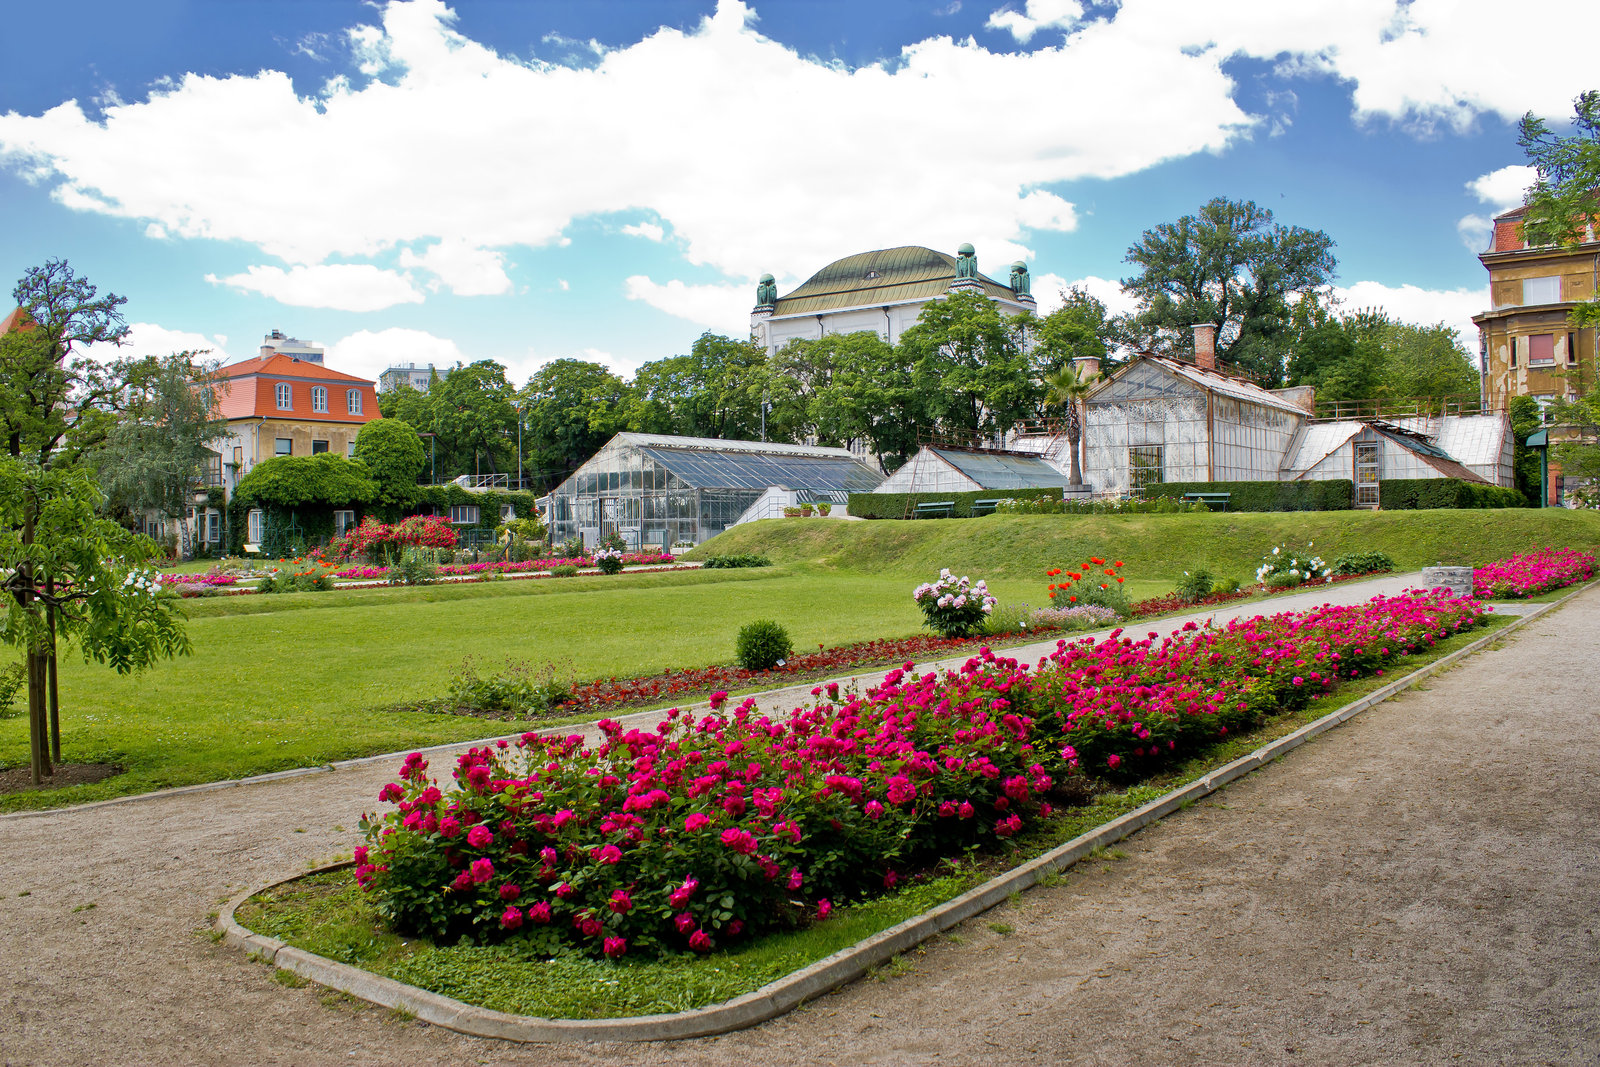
[1,306,36,334]
[212,353,378,424]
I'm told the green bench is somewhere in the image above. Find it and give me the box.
[914,501,955,518]
[1181,492,1231,512]
[968,498,1002,516]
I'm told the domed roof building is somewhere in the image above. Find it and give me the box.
[751,244,1036,355]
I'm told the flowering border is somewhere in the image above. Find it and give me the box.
[217,589,1550,1042]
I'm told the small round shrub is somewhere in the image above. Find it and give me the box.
[594,548,625,575]
[550,563,580,578]
[913,569,996,637]
[735,619,793,671]
[1175,569,1213,603]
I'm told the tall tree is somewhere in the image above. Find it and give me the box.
[625,333,765,440]
[94,354,227,559]
[428,360,519,479]
[1028,286,1117,379]
[1517,89,1600,330]
[520,359,630,491]
[1121,197,1337,384]
[352,417,427,510]
[899,289,1037,442]
[1,259,131,466]
[1284,300,1389,406]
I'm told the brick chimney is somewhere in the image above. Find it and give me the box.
[1073,354,1101,380]
[1192,323,1217,371]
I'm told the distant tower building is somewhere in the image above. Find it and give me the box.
[750,244,1038,356]
[259,329,324,364]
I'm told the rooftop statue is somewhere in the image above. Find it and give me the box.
[755,273,777,306]
[1009,260,1031,297]
[955,243,978,280]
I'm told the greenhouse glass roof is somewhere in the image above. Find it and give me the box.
[931,448,1073,489]
[636,445,884,492]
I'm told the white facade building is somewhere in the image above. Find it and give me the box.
[750,244,1037,356]
[259,329,323,364]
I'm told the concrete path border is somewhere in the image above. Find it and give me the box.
[214,579,1593,1044]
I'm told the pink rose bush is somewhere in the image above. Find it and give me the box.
[1472,547,1595,599]
[358,590,1484,960]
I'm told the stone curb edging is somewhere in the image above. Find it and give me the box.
[213,581,1589,1043]
[0,571,1441,822]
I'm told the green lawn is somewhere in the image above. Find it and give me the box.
[6,508,1595,811]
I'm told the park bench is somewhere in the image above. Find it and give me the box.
[914,501,955,518]
[1181,491,1231,512]
[968,498,1002,516]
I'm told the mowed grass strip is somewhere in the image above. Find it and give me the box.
[693,508,1600,581]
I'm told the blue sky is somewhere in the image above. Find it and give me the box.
[1,0,1594,385]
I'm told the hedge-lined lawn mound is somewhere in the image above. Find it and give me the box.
[689,510,1600,582]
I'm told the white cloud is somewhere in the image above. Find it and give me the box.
[557,278,570,291]
[624,275,751,331]
[3,0,1593,323]
[81,321,234,364]
[1034,274,1138,318]
[1332,280,1488,351]
[324,326,467,382]
[397,239,512,295]
[206,264,424,312]
[621,221,665,242]
[1467,165,1536,211]
[987,0,1084,43]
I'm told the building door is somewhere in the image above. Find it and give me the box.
[1354,441,1379,507]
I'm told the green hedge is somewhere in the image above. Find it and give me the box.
[1377,479,1527,510]
[226,486,541,557]
[1143,480,1354,511]
[846,487,1064,520]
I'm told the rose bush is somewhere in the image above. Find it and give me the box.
[913,569,996,637]
[359,589,1486,961]
[1472,547,1596,598]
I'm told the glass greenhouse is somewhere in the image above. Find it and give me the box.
[546,433,885,549]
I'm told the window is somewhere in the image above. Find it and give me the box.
[275,382,292,409]
[1529,333,1555,366]
[206,512,221,543]
[1354,441,1380,508]
[1569,332,1579,365]
[449,505,480,525]
[312,439,329,454]
[1522,276,1560,305]
[1510,338,1518,368]
[247,509,264,544]
[346,389,362,414]
[311,386,328,413]
[275,438,293,456]
[1128,445,1164,491]
[346,441,357,457]
[334,510,355,537]
[500,503,516,521]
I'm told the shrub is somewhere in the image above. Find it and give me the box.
[594,548,625,575]
[256,563,336,594]
[735,620,793,671]
[981,602,1034,636]
[1379,478,1526,510]
[447,658,570,717]
[387,549,438,586]
[700,554,771,569]
[1331,551,1396,575]
[0,661,24,716]
[912,570,996,638]
[1254,543,1329,589]
[598,530,627,553]
[559,537,585,559]
[1143,480,1353,512]
[550,564,580,578]
[1175,569,1213,604]
[1211,576,1242,595]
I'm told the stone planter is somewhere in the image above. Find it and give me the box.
[1421,565,1474,596]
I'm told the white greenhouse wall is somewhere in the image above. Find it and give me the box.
[875,450,985,494]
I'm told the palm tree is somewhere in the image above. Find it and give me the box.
[1042,363,1100,487]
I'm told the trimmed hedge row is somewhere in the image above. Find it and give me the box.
[226,485,541,556]
[1143,480,1354,511]
[1378,479,1527,510]
[847,488,1063,520]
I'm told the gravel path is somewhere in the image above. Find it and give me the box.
[2,577,1595,1066]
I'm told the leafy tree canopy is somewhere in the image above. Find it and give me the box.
[900,289,1037,441]
[1518,89,1600,328]
[1027,285,1117,380]
[234,452,377,510]
[520,358,630,491]
[353,417,426,505]
[1121,197,1337,385]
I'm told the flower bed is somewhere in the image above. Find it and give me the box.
[1127,568,1391,618]
[1472,547,1596,599]
[332,553,674,581]
[158,573,239,587]
[357,590,1485,962]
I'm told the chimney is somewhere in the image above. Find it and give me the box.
[1073,355,1101,381]
[1192,323,1217,371]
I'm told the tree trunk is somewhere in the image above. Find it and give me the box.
[21,497,51,784]
[177,508,194,561]
[46,577,60,765]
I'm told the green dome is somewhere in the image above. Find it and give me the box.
[957,242,975,256]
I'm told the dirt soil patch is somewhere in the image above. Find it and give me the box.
[0,762,123,795]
